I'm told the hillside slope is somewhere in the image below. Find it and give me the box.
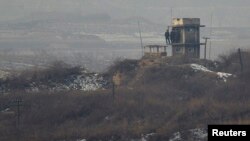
[0,52,250,141]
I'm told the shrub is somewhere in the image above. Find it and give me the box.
[1,61,82,92]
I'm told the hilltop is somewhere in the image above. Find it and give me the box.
[0,51,250,141]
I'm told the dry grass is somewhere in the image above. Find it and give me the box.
[0,51,250,141]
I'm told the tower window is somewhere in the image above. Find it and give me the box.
[187,28,194,32]
[175,47,181,52]
[188,48,194,52]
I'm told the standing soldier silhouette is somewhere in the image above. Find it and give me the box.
[170,29,175,43]
[165,29,171,44]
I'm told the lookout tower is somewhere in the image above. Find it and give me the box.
[168,18,205,58]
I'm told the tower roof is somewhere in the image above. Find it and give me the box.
[172,18,200,27]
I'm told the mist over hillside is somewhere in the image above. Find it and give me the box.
[0,0,250,71]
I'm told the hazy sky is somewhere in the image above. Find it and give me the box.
[0,0,250,27]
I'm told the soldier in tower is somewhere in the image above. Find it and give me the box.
[165,29,171,44]
[175,29,180,43]
[170,29,175,43]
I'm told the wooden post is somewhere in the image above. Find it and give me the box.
[112,82,115,103]
[204,39,207,60]
[17,99,20,128]
[112,72,121,104]
[13,98,23,130]
[11,98,24,141]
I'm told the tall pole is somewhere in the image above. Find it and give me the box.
[238,48,244,72]
[171,7,173,24]
[138,21,144,57]
[203,37,210,60]
[170,7,173,29]
[209,13,213,59]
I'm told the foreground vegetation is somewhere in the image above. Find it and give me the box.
[0,51,250,141]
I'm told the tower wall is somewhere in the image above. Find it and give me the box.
[171,18,201,58]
